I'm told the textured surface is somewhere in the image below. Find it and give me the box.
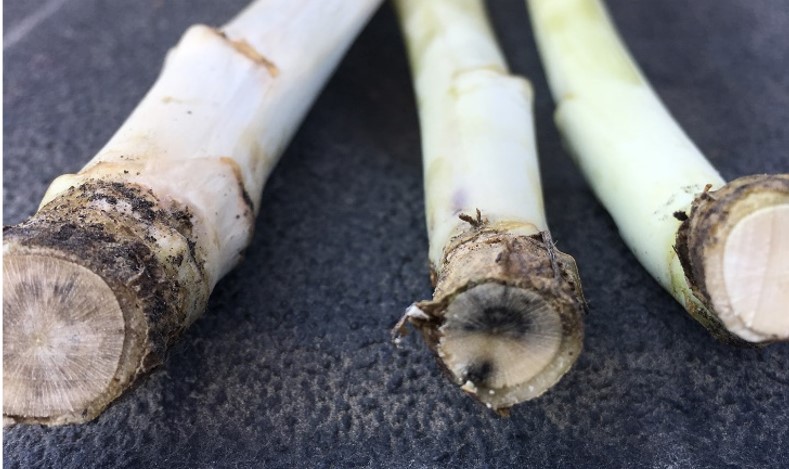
[3,0,789,467]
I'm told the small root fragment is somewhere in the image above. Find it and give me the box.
[391,303,433,345]
[458,208,484,227]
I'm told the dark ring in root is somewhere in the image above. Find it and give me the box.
[411,229,585,411]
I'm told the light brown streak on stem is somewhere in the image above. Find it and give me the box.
[214,28,279,77]
[218,156,255,215]
[161,96,185,104]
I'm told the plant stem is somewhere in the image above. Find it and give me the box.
[394,0,585,412]
[3,0,382,426]
[527,0,789,343]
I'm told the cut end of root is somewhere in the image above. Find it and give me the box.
[677,174,789,343]
[438,282,574,409]
[408,230,585,411]
[3,254,125,422]
[3,180,210,425]
[722,204,789,337]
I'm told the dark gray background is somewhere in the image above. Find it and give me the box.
[4,0,789,467]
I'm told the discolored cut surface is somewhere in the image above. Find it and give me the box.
[3,255,124,419]
[4,0,789,467]
[439,283,562,393]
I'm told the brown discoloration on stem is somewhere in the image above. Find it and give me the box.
[230,38,279,76]
[675,174,789,344]
[219,156,255,216]
[3,181,210,425]
[215,28,279,77]
[429,265,439,288]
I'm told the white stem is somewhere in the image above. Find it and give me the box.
[2,0,382,425]
[43,0,382,286]
[527,0,724,304]
[397,0,547,268]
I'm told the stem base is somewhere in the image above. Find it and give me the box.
[3,181,209,425]
[401,225,585,411]
[676,174,789,344]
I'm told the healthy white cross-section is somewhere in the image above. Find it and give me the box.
[526,0,789,344]
[394,0,585,412]
[3,0,382,426]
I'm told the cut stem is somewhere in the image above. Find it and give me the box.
[394,0,585,412]
[3,0,382,425]
[526,0,789,343]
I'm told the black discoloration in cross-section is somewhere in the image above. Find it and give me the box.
[5,181,209,369]
[460,305,534,340]
[450,285,543,340]
[53,279,75,299]
[18,280,42,300]
[464,361,493,385]
[3,180,213,424]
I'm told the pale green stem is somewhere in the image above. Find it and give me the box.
[527,0,789,343]
[397,0,547,269]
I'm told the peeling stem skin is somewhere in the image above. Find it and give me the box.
[3,0,382,426]
[394,0,585,412]
[527,0,789,343]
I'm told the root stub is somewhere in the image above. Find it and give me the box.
[403,229,585,412]
[3,181,210,425]
[3,255,125,420]
[677,174,789,343]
